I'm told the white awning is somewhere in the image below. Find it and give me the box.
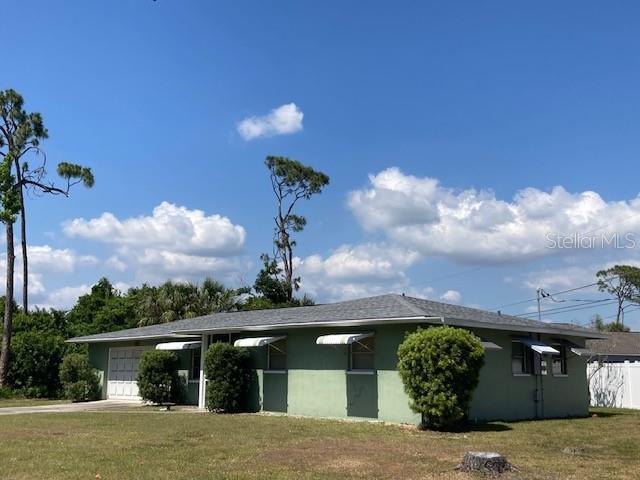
[515,337,559,355]
[570,347,592,357]
[316,332,374,345]
[155,341,201,351]
[233,336,285,348]
[481,340,502,351]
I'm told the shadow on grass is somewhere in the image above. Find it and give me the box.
[589,408,625,418]
[419,422,512,433]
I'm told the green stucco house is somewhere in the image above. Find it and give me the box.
[68,294,603,423]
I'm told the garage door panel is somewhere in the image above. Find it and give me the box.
[107,347,148,400]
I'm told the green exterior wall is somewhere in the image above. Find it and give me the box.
[236,324,589,423]
[88,323,589,423]
[88,340,200,405]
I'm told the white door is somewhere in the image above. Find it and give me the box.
[107,347,148,400]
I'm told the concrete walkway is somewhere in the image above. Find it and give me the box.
[0,399,141,416]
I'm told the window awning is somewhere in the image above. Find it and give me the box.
[316,332,374,345]
[480,339,502,351]
[233,336,285,348]
[155,341,201,351]
[553,339,591,357]
[515,337,559,355]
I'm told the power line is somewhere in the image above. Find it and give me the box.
[517,299,619,318]
[515,298,616,317]
[490,280,603,311]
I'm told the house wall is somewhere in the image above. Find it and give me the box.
[88,340,199,405]
[87,324,590,422]
[237,324,589,423]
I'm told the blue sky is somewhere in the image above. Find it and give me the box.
[4,1,640,329]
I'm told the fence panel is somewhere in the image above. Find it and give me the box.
[588,362,640,409]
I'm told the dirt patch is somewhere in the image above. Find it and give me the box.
[259,437,456,479]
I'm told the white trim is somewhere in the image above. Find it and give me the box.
[316,332,374,345]
[197,334,207,409]
[481,340,502,351]
[155,341,201,350]
[67,333,200,344]
[234,336,285,348]
[264,369,287,374]
[514,337,560,355]
[346,370,375,375]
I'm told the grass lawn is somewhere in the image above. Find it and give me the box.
[0,397,68,408]
[0,408,638,480]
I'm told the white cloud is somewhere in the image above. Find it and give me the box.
[64,202,245,257]
[348,167,640,264]
[524,258,640,291]
[237,103,303,140]
[440,289,462,304]
[290,243,468,304]
[295,244,418,301]
[36,284,91,310]
[105,255,127,272]
[26,245,98,273]
[63,202,249,284]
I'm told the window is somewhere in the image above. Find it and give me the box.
[190,349,201,381]
[350,337,375,371]
[267,339,287,371]
[511,341,533,375]
[552,345,568,376]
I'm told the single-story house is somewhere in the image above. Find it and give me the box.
[68,294,604,423]
[586,332,640,409]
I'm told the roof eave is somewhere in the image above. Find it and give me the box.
[66,333,200,344]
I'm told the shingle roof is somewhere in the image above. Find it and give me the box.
[586,332,640,356]
[68,293,603,343]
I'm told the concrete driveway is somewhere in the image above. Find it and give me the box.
[0,399,141,416]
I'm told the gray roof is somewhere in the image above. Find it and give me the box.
[68,293,604,343]
[586,332,640,356]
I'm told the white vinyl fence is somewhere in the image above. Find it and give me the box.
[588,361,640,409]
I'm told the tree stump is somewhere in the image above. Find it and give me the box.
[458,452,512,474]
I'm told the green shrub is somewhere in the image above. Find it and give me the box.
[59,353,101,402]
[204,343,250,413]
[137,350,181,404]
[0,386,14,399]
[7,331,66,398]
[397,326,485,430]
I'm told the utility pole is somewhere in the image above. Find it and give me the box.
[536,288,542,322]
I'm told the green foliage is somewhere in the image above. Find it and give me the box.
[56,162,95,188]
[66,278,137,336]
[7,331,66,398]
[0,386,13,399]
[265,156,330,199]
[597,265,640,326]
[59,353,100,402]
[0,89,47,223]
[204,343,250,413]
[131,278,247,327]
[253,254,290,304]
[137,350,181,404]
[264,156,329,302]
[591,314,631,332]
[397,326,485,430]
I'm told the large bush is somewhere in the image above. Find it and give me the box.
[59,353,101,402]
[7,331,66,398]
[397,326,485,430]
[204,343,250,413]
[137,350,181,404]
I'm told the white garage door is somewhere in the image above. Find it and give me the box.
[107,347,149,400]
